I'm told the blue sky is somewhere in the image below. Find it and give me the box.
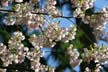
[94,0,108,11]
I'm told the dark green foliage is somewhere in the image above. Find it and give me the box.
[70,17,97,71]
[80,61,89,72]
[0,28,11,47]
[6,62,17,72]
[3,24,21,33]
[85,8,94,16]
[39,57,47,65]
[51,41,73,72]
[1,24,35,49]
[88,59,97,70]
[6,57,34,72]
[0,59,3,67]
[52,41,70,62]
[33,2,40,9]
[80,59,98,72]
[69,29,84,49]
[19,57,31,71]
[22,39,34,50]
[71,18,96,52]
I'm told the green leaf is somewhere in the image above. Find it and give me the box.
[0,59,3,67]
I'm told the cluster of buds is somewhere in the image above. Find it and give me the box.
[8,31,26,63]
[25,12,45,30]
[45,0,61,17]
[72,0,105,31]
[1,0,61,30]
[0,43,9,66]
[71,0,94,9]
[29,22,77,48]
[0,31,49,71]
[1,0,45,30]
[67,44,82,67]
[81,44,108,71]
[72,0,94,17]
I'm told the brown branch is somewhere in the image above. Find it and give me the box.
[31,12,74,18]
[0,66,33,71]
[0,9,16,13]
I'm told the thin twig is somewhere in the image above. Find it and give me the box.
[0,9,16,13]
[31,12,74,18]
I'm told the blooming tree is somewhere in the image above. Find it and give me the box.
[0,0,108,72]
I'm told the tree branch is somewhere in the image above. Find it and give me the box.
[0,9,16,13]
[31,12,74,18]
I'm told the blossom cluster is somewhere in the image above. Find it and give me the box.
[73,0,94,17]
[1,0,61,31]
[72,0,108,30]
[81,44,108,72]
[66,43,108,71]
[72,0,108,41]
[71,0,94,9]
[0,31,55,72]
[67,44,82,67]
[29,23,76,48]
[45,0,61,16]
